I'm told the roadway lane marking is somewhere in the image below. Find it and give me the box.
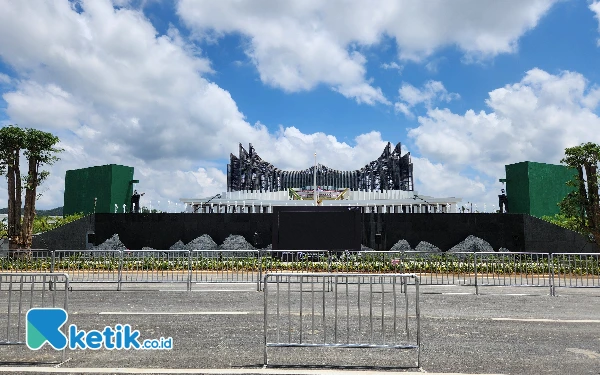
[439,292,471,295]
[196,282,256,285]
[566,348,600,359]
[158,289,253,292]
[98,311,258,315]
[492,318,600,323]
[0,368,505,375]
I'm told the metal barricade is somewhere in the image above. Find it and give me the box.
[403,251,474,287]
[120,250,189,287]
[52,250,121,288]
[0,273,69,362]
[190,250,261,288]
[263,273,420,368]
[475,252,552,295]
[552,253,600,293]
[259,250,333,292]
[2,249,599,295]
[0,250,53,273]
[332,250,405,274]
[261,250,330,274]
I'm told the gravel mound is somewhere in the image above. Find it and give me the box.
[414,241,441,252]
[93,234,127,250]
[219,235,255,250]
[141,247,155,250]
[262,244,272,250]
[390,239,412,252]
[497,247,510,252]
[448,235,493,253]
[185,235,218,250]
[169,240,186,250]
[361,244,375,251]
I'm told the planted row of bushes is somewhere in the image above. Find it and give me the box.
[1,253,599,275]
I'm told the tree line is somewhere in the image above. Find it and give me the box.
[0,213,84,241]
[0,125,61,249]
[540,142,600,245]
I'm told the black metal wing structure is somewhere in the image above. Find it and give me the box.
[227,142,413,192]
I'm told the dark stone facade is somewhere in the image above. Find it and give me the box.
[34,212,599,253]
[365,213,599,253]
[32,215,94,251]
[93,213,272,250]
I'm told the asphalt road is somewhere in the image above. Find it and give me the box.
[1,282,600,375]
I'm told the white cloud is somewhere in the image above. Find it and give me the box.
[0,0,582,215]
[425,58,445,74]
[583,86,600,109]
[591,1,600,46]
[4,82,83,130]
[394,80,459,117]
[0,0,405,210]
[381,62,403,73]
[255,128,388,172]
[0,73,10,84]
[412,156,486,201]
[177,0,556,103]
[407,68,600,207]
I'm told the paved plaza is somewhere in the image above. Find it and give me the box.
[1,281,600,375]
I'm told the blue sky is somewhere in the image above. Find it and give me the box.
[1,0,600,211]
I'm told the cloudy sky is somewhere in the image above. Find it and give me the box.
[1,0,600,212]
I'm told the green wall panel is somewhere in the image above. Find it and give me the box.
[528,162,575,218]
[64,164,134,216]
[505,162,530,214]
[110,166,134,213]
[505,161,575,218]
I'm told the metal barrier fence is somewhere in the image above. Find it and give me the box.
[4,250,264,291]
[262,273,420,368]
[0,250,53,272]
[0,250,599,294]
[263,250,406,274]
[191,250,261,285]
[400,251,473,287]
[401,251,556,295]
[474,252,553,294]
[552,253,600,293]
[121,250,189,287]
[53,250,121,286]
[0,273,69,362]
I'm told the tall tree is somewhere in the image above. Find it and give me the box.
[560,142,600,244]
[0,126,26,248]
[19,129,61,248]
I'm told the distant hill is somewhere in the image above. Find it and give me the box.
[0,206,63,216]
